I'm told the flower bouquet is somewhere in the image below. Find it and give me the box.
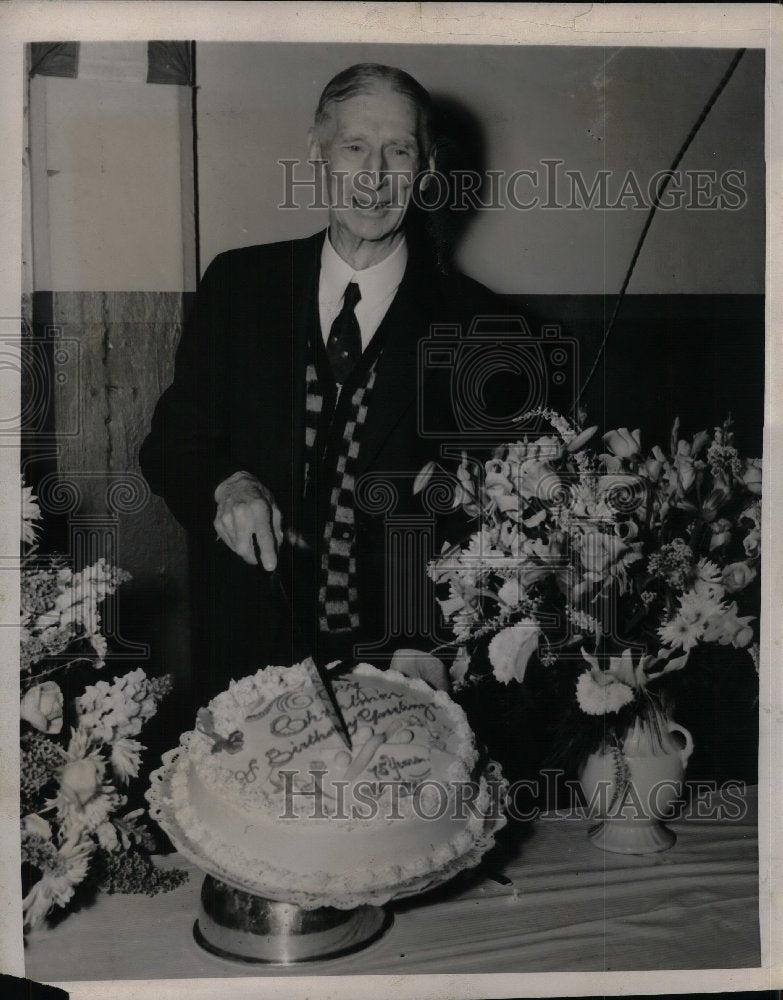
[20,477,186,932]
[417,409,761,772]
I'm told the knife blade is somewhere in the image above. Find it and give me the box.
[311,656,354,752]
[252,533,353,751]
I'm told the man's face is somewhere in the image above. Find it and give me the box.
[311,84,430,249]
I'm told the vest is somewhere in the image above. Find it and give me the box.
[301,299,396,638]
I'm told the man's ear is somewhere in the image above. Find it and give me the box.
[419,149,437,193]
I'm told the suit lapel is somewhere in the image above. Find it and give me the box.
[283,230,324,509]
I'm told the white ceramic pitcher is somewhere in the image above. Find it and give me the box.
[578,715,694,854]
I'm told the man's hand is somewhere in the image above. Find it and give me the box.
[213,471,283,569]
[390,648,449,691]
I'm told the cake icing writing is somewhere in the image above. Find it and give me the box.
[152,661,501,904]
[249,676,439,782]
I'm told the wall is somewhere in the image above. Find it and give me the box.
[196,43,764,295]
[34,77,188,291]
[26,54,195,697]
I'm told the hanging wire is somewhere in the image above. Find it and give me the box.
[571,48,747,418]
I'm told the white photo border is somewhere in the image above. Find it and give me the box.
[0,3,779,998]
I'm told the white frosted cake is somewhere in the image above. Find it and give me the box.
[154,661,500,902]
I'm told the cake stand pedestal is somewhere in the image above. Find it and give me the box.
[194,875,393,964]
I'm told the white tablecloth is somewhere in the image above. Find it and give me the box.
[25,786,760,981]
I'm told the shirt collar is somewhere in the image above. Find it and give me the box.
[320,230,408,306]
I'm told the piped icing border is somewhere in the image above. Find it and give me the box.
[164,751,493,901]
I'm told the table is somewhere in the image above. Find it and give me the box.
[24,787,760,980]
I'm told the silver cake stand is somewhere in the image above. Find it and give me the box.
[147,752,507,965]
[194,875,393,964]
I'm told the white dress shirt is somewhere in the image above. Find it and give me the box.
[318,232,408,352]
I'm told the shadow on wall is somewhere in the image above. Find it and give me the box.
[425,93,488,271]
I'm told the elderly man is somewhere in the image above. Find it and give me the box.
[140,63,499,707]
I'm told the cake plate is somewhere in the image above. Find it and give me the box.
[147,754,508,964]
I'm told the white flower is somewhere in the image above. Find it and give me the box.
[743,499,762,528]
[22,814,52,841]
[113,808,147,851]
[514,458,561,502]
[498,519,520,553]
[438,592,469,619]
[22,837,93,931]
[110,737,144,784]
[74,680,114,741]
[602,427,641,459]
[565,606,600,637]
[576,647,688,715]
[658,587,726,651]
[41,559,130,639]
[449,647,471,688]
[679,587,725,621]
[574,527,642,592]
[413,460,437,496]
[20,681,63,734]
[58,756,102,806]
[721,561,757,594]
[76,668,159,743]
[658,614,704,651]
[96,821,119,852]
[451,453,480,514]
[576,669,635,715]
[487,621,541,684]
[564,425,598,453]
[568,481,613,520]
[702,602,755,648]
[461,530,507,578]
[88,631,108,667]
[522,508,548,529]
[21,476,42,546]
[741,457,762,495]
[52,728,125,839]
[497,577,524,609]
[694,557,723,595]
[453,610,480,644]
[743,526,761,559]
[709,519,732,551]
[672,439,697,492]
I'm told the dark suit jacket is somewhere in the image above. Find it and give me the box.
[139,229,500,705]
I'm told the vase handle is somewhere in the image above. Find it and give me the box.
[666,721,694,766]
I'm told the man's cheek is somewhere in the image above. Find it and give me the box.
[389,172,413,209]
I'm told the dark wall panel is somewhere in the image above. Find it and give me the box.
[508,294,764,454]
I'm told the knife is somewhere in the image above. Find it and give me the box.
[252,533,353,751]
[311,658,354,753]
